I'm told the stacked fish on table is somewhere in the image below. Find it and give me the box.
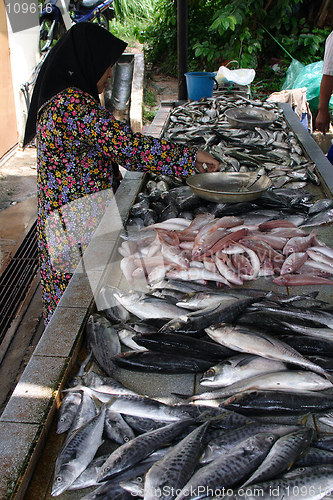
[162,95,319,190]
[50,283,333,498]
[119,207,333,288]
[50,97,333,497]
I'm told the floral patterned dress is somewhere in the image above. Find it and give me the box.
[36,87,197,325]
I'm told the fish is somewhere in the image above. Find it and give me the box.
[301,208,333,227]
[160,296,262,334]
[282,229,318,255]
[132,332,234,361]
[57,389,82,434]
[173,433,278,500]
[86,314,121,376]
[273,274,333,286]
[294,446,333,467]
[280,251,308,274]
[233,464,333,500]
[112,350,215,374]
[96,284,130,323]
[96,418,194,483]
[191,370,333,401]
[221,390,333,415]
[51,404,107,496]
[117,325,148,351]
[113,289,186,319]
[65,387,98,436]
[143,421,210,500]
[200,354,288,387]
[104,407,136,444]
[77,448,171,496]
[241,427,314,486]
[248,302,333,329]
[205,324,333,380]
[201,421,302,464]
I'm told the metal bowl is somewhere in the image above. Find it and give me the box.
[186,172,272,203]
[225,106,278,129]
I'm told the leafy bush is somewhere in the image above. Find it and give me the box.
[140,0,330,74]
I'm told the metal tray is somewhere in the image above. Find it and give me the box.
[186,171,272,203]
[225,106,278,129]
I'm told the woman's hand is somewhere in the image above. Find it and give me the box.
[195,150,219,173]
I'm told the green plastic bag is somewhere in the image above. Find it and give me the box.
[282,59,305,90]
[291,60,333,111]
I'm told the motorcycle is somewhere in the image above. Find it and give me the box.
[39,0,115,52]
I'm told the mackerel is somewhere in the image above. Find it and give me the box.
[200,354,287,388]
[233,464,333,500]
[51,404,107,496]
[96,418,194,482]
[173,433,277,500]
[192,370,333,401]
[241,427,314,486]
[143,421,210,500]
[205,324,333,380]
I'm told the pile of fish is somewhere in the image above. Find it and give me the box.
[50,283,333,498]
[49,97,333,498]
[118,209,333,288]
[162,95,319,189]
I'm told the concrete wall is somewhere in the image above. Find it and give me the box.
[6,8,40,145]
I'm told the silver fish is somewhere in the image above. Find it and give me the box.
[65,387,98,437]
[70,386,190,422]
[143,421,210,500]
[96,284,130,322]
[201,421,301,464]
[174,433,277,500]
[205,324,333,380]
[233,464,333,500]
[96,418,194,483]
[104,407,136,444]
[79,448,170,496]
[56,390,82,434]
[241,427,314,487]
[193,370,333,401]
[113,289,186,319]
[86,314,121,376]
[51,404,107,496]
[200,354,288,388]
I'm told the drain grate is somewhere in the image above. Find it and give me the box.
[0,220,39,340]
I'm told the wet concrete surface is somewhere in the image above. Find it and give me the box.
[0,146,37,271]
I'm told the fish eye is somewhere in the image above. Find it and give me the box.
[56,476,63,483]
[136,476,143,483]
[205,369,215,377]
[104,466,111,472]
[124,436,131,442]
[59,417,65,422]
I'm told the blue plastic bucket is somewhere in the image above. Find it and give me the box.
[185,72,218,101]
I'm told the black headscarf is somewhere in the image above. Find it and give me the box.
[23,22,127,146]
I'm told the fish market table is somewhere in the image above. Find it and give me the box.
[8,97,333,499]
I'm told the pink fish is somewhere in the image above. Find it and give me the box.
[282,229,318,255]
[280,252,308,275]
[273,274,333,286]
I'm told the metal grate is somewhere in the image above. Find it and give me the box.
[0,220,39,340]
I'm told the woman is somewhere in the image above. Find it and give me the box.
[23,22,219,326]
[316,30,333,134]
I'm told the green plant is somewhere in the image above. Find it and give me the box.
[141,0,330,75]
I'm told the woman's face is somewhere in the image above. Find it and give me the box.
[97,66,112,94]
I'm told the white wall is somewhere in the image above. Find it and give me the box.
[6,15,41,144]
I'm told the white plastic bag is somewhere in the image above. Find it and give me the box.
[216,66,255,86]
